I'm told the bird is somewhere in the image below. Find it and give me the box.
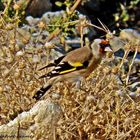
[33,39,112,100]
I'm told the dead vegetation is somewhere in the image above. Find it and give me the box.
[0,30,139,139]
[0,1,140,140]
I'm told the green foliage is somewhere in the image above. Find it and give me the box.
[55,0,73,8]
[114,0,140,27]
[55,1,63,7]
[46,11,79,37]
[1,0,28,25]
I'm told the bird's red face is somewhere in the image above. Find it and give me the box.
[99,40,112,54]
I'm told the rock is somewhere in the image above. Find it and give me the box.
[51,93,61,100]
[116,90,124,96]
[32,55,40,63]
[16,50,24,57]
[109,36,126,52]
[0,100,62,139]
[129,92,137,98]
[120,29,140,44]
[16,0,52,17]
[26,16,40,26]
[8,28,31,47]
[26,0,52,17]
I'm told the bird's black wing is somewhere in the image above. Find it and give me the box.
[39,61,89,79]
[38,55,65,71]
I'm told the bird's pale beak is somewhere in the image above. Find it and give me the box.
[104,46,113,52]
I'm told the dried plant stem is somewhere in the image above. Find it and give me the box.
[3,0,13,15]
[87,23,107,33]
[125,47,138,85]
[119,49,130,69]
[117,119,119,139]
[50,121,56,140]
[4,61,18,79]
[97,81,112,95]
[116,97,120,140]
[17,120,20,140]
[25,0,34,12]
[60,126,79,138]
[47,28,61,42]
[80,25,84,47]
[70,0,82,13]
[118,123,140,140]
[93,72,109,93]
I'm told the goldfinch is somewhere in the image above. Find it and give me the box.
[33,39,112,100]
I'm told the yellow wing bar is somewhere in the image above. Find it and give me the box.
[59,68,76,74]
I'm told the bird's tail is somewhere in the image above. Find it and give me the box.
[33,84,52,100]
[38,63,56,71]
